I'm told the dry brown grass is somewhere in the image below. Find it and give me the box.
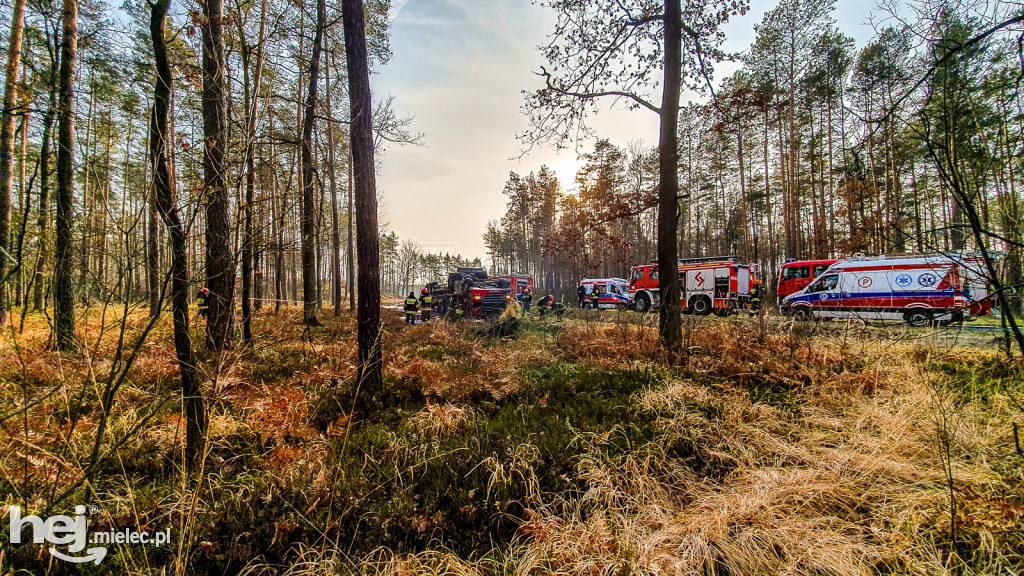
[2,309,1021,575]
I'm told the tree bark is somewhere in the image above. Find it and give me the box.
[147,119,160,317]
[201,0,235,350]
[241,0,267,343]
[54,0,78,350]
[342,0,382,413]
[151,0,205,471]
[325,55,343,316]
[33,85,56,311]
[300,0,325,326]
[347,149,355,311]
[0,0,27,324]
[657,0,682,357]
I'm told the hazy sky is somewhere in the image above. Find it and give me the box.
[374,0,878,261]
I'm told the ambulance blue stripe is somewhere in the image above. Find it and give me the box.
[786,290,956,303]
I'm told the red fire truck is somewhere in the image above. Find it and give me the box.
[427,268,513,318]
[628,256,754,316]
[491,274,534,297]
[777,259,839,298]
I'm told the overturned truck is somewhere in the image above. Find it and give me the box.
[426,268,513,318]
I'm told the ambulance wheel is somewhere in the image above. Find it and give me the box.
[691,296,712,316]
[792,306,812,321]
[904,310,931,327]
[635,293,651,313]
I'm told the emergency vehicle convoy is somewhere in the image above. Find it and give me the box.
[629,256,756,315]
[779,253,983,325]
[580,278,631,309]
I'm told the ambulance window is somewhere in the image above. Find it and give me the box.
[809,274,838,292]
[782,266,809,281]
[812,265,829,277]
[598,284,607,294]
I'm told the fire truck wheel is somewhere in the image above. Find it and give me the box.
[635,293,652,313]
[904,310,931,327]
[792,306,812,321]
[691,296,712,316]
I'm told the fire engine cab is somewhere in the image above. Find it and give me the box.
[629,256,754,316]
[492,274,534,297]
[778,259,839,298]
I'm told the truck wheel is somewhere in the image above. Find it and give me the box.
[792,306,812,321]
[635,293,651,313]
[904,310,931,327]
[691,296,712,316]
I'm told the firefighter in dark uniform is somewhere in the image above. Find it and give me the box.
[590,285,600,310]
[538,295,553,316]
[450,293,465,321]
[404,292,419,324]
[749,282,761,317]
[197,287,210,318]
[520,288,533,314]
[577,284,586,309]
[420,288,432,322]
[551,300,566,319]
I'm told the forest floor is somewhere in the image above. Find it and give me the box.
[1,304,1023,575]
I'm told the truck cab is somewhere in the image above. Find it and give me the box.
[777,259,839,298]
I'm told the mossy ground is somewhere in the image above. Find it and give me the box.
[1,305,1022,575]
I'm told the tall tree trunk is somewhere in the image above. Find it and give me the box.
[347,150,355,311]
[240,0,267,343]
[300,0,324,326]
[201,0,234,350]
[0,0,27,323]
[147,121,160,317]
[151,0,205,471]
[342,0,382,413]
[54,0,77,350]
[34,85,56,311]
[326,55,343,316]
[657,0,682,357]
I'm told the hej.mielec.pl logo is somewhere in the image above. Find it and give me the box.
[6,505,171,565]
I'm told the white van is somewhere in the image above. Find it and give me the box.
[780,254,972,325]
[580,278,630,309]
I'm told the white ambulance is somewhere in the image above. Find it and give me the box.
[780,254,973,326]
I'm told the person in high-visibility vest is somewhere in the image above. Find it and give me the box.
[453,294,465,320]
[197,287,210,318]
[590,285,600,310]
[520,288,533,314]
[749,283,761,317]
[420,288,432,322]
[404,292,419,324]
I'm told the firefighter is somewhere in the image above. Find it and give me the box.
[551,300,566,319]
[196,287,210,319]
[449,293,465,321]
[577,284,586,309]
[590,285,600,310]
[520,288,533,314]
[749,283,761,317]
[420,288,432,322]
[404,292,419,324]
[538,294,554,316]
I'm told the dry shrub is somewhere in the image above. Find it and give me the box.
[512,366,954,576]
[385,320,553,402]
[224,382,318,442]
[408,403,474,437]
